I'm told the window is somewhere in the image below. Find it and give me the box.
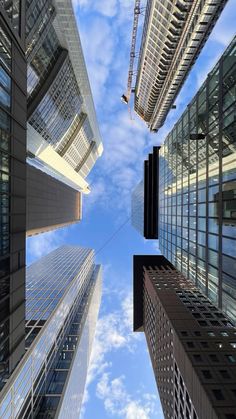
[193,354,202,363]
[220,331,229,337]
[216,342,223,349]
[187,341,194,348]
[200,341,209,348]
[226,354,236,363]
[210,320,220,327]
[209,354,219,363]
[194,331,201,337]
[212,389,224,400]
[198,320,207,326]
[219,370,230,379]
[231,390,236,398]
[208,331,215,337]
[202,370,212,379]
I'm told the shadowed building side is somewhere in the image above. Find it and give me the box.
[0,2,27,385]
[26,164,81,236]
[131,146,160,239]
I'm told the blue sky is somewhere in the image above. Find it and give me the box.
[27,1,236,418]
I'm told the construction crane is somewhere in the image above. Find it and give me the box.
[121,0,142,105]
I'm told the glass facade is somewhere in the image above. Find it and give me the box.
[25,0,103,191]
[159,36,236,324]
[0,246,102,418]
[29,56,83,148]
[131,180,144,236]
[25,0,55,59]
[0,0,21,34]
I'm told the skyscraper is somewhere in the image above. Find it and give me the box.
[26,0,103,194]
[131,180,144,236]
[134,36,236,325]
[134,254,236,419]
[134,0,228,131]
[26,164,81,236]
[0,3,27,378]
[159,36,236,324]
[132,146,160,239]
[0,246,102,417]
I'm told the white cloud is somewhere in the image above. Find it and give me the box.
[96,373,160,419]
[81,290,143,415]
[27,230,66,262]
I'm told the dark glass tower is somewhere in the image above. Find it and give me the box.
[131,146,160,239]
[0,3,27,381]
[134,254,236,419]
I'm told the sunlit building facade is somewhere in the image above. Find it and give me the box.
[135,0,228,131]
[0,246,102,418]
[159,36,236,323]
[0,3,27,383]
[26,0,103,194]
[134,255,236,419]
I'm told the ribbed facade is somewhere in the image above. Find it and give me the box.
[0,3,27,383]
[0,246,102,418]
[26,0,103,194]
[133,255,236,419]
[159,36,236,324]
[135,0,228,131]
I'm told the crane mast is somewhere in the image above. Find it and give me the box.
[121,0,141,104]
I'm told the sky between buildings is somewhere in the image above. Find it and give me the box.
[27,1,236,418]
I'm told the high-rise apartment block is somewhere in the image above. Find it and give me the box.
[26,164,81,236]
[134,255,236,419]
[0,246,102,417]
[135,0,228,131]
[25,0,103,194]
[0,3,27,378]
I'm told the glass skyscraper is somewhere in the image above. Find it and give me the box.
[159,36,236,323]
[26,0,103,195]
[0,246,102,418]
[131,147,160,239]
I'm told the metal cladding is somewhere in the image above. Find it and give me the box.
[135,0,228,131]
